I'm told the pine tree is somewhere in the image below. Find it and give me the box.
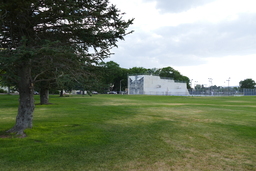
[0,0,133,136]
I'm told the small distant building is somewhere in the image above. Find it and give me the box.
[128,75,190,96]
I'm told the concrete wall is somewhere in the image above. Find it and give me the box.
[128,75,189,96]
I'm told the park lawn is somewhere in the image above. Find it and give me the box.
[0,94,255,171]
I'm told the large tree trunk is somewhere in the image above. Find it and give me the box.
[7,65,34,136]
[60,90,64,97]
[7,86,11,94]
[40,88,49,104]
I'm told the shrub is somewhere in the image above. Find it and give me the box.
[0,89,7,93]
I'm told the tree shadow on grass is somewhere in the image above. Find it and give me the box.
[0,130,26,138]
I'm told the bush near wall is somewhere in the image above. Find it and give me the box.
[0,89,7,93]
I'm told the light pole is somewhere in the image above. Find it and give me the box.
[208,78,213,95]
[194,81,198,95]
[120,79,124,94]
[226,77,231,95]
[190,79,193,96]
[194,81,198,89]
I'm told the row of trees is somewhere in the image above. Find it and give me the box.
[19,60,190,96]
[3,57,255,98]
[0,58,192,95]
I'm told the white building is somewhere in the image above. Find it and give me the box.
[128,75,190,96]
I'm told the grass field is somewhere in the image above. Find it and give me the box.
[0,94,255,171]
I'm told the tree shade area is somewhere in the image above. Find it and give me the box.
[0,0,133,135]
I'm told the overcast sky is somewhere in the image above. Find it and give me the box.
[107,0,256,87]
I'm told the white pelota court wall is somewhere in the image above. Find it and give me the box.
[128,75,190,96]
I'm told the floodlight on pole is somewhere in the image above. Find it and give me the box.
[194,81,198,89]
[226,77,231,95]
[190,79,193,88]
[208,78,213,95]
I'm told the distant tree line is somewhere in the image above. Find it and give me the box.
[84,61,192,93]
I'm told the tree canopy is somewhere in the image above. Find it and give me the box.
[239,78,256,89]
[0,0,133,83]
[156,67,190,89]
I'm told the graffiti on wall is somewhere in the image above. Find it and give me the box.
[128,75,144,94]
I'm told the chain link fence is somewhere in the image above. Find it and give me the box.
[242,88,256,96]
[188,88,256,96]
[127,88,256,96]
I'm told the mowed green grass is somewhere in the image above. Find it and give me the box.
[0,94,255,171]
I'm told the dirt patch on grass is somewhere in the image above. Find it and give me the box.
[225,101,254,103]
[113,160,173,171]
[87,102,140,106]
[87,98,139,106]
[105,106,205,126]
[35,103,53,105]
[193,118,214,123]
[88,99,189,107]
[165,103,187,106]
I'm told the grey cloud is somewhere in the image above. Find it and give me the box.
[143,0,215,13]
[155,13,256,57]
[111,29,207,68]
[111,13,256,68]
